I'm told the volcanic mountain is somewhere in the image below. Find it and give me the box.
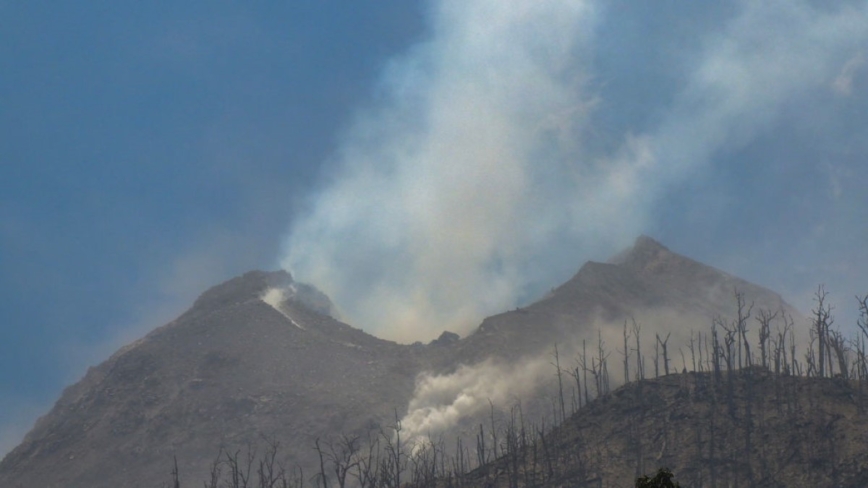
[0,237,806,487]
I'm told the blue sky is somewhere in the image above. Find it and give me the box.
[0,1,426,452]
[2,1,867,455]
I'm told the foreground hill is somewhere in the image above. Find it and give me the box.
[0,237,808,487]
[462,369,868,488]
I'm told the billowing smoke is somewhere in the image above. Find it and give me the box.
[281,0,637,342]
[400,357,551,443]
[282,0,868,342]
[399,300,808,442]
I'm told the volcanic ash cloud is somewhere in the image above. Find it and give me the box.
[280,1,633,342]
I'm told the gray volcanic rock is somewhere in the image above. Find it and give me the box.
[449,236,802,364]
[0,271,429,488]
[0,237,807,487]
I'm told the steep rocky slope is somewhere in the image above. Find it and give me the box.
[451,236,801,365]
[0,271,429,487]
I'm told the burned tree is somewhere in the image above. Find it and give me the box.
[813,286,834,377]
[756,309,777,370]
[734,290,754,369]
[656,333,671,376]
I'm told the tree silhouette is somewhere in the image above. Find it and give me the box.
[635,468,680,488]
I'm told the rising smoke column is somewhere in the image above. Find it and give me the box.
[282,0,868,343]
[281,1,639,342]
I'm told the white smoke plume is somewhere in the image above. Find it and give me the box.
[281,0,633,342]
[396,312,710,445]
[399,300,808,443]
[400,357,551,443]
[282,0,868,343]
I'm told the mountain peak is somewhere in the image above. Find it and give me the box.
[633,234,669,252]
[192,270,293,311]
[607,235,671,270]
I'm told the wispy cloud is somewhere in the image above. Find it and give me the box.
[646,0,868,178]
[832,53,865,96]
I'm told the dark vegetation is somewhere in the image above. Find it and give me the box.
[162,289,868,488]
[635,468,680,488]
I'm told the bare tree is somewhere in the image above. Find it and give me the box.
[552,344,567,424]
[489,401,500,461]
[581,330,611,398]
[352,431,381,488]
[597,330,611,395]
[855,294,868,412]
[226,446,256,488]
[313,438,329,488]
[379,412,407,488]
[716,316,736,376]
[813,286,834,377]
[622,320,631,384]
[170,455,180,488]
[257,438,290,488]
[756,309,777,370]
[772,316,791,377]
[567,364,583,412]
[657,333,671,376]
[734,290,754,369]
[807,332,818,377]
[829,328,849,380]
[205,450,223,488]
[859,294,868,329]
[711,319,722,382]
[327,435,360,488]
[855,295,868,374]
[688,330,697,373]
[632,318,645,381]
[536,420,554,482]
[582,339,591,404]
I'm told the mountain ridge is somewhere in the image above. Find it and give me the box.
[0,236,811,487]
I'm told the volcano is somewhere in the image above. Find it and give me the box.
[0,237,807,487]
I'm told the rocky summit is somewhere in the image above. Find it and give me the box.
[0,237,816,487]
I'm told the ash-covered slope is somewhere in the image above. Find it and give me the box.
[0,237,807,487]
[463,369,868,488]
[0,271,429,488]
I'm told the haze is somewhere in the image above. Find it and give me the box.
[2,0,867,456]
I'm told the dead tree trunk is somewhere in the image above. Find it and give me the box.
[757,309,777,370]
[734,290,754,369]
[633,318,645,381]
[657,333,671,376]
[813,286,832,377]
[623,320,631,384]
[553,344,566,424]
